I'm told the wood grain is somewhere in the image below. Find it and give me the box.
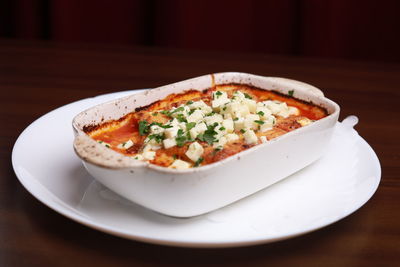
[1,39,399,267]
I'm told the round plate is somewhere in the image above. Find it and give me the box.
[12,90,381,248]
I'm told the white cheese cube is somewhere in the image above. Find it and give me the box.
[165,126,179,138]
[225,133,239,142]
[242,98,257,113]
[244,114,260,130]
[185,141,204,162]
[256,106,272,119]
[297,117,312,126]
[259,115,276,132]
[163,138,177,149]
[170,105,190,118]
[234,117,245,131]
[233,91,246,100]
[142,151,156,160]
[213,136,227,148]
[243,129,258,144]
[189,128,199,139]
[222,119,234,133]
[169,159,191,169]
[195,122,207,134]
[117,139,134,149]
[204,114,223,126]
[233,104,250,118]
[187,109,204,123]
[260,136,268,143]
[288,106,299,116]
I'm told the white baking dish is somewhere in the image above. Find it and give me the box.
[73,72,340,217]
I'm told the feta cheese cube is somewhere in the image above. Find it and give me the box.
[169,159,191,169]
[204,113,223,126]
[117,139,134,149]
[163,138,177,149]
[225,133,239,142]
[165,126,179,138]
[243,129,258,144]
[142,151,156,160]
[132,154,144,161]
[244,114,260,130]
[185,141,204,162]
[189,128,199,139]
[187,109,204,123]
[213,136,227,148]
[242,98,257,113]
[259,115,276,132]
[256,106,272,119]
[234,117,245,131]
[194,122,207,134]
[212,91,230,109]
[222,119,234,133]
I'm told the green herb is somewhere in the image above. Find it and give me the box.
[172,154,177,160]
[138,120,150,135]
[194,157,204,167]
[240,129,246,133]
[149,122,172,129]
[105,144,110,148]
[170,106,184,114]
[222,106,227,111]
[176,113,187,123]
[215,91,223,98]
[288,90,294,97]
[186,122,196,131]
[257,111,264,116]
[148,133,165,143]
[187,100,194,105]
[188,109,195,115]
[244,93,253,99]
[98,141,103,144]
[201,124,218,145]
[254,120,265,125]
[205,112,215,117]
[160,110,171,116]
[152,112,158,116]
[175,129,187,147]
[233,118,239,121]
[219,126,226,131]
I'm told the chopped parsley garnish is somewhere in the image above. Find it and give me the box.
[152,112,158,116]
[288,90,294,97]
[176,113,187,123]
[244,93,253,99]
[138,120,150,135]
[200,124,218,145]
[257,111,264,116]
[219,126,226,131]
[105,144,110,148]
[186,122,196,131]
[233,118,239,121]
[222,106,227,111]
[205,112,215,117]
[160,110,171,116]
[172,154,178,160]
[240,129,246,133]
[212,147,222,156]
[148,133,165,143]
[194,157,204,167]
[187,100,194,105]
[175,129,187,147]
[254,120,265,125]
[188,109,196,115]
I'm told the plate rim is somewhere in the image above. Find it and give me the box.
[11,90,382,248]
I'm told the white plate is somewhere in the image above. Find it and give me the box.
[12,90,381,248]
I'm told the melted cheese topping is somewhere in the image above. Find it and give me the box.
[85,84,328,169]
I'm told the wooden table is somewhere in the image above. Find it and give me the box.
[1,39,399,266]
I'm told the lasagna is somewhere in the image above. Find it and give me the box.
[84,84,328,169]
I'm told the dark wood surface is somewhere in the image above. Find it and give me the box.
[1,39,399,266]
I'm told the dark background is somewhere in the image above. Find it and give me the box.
[1,0,400,63]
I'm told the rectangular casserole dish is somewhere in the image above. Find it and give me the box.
[73,72,340,217]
